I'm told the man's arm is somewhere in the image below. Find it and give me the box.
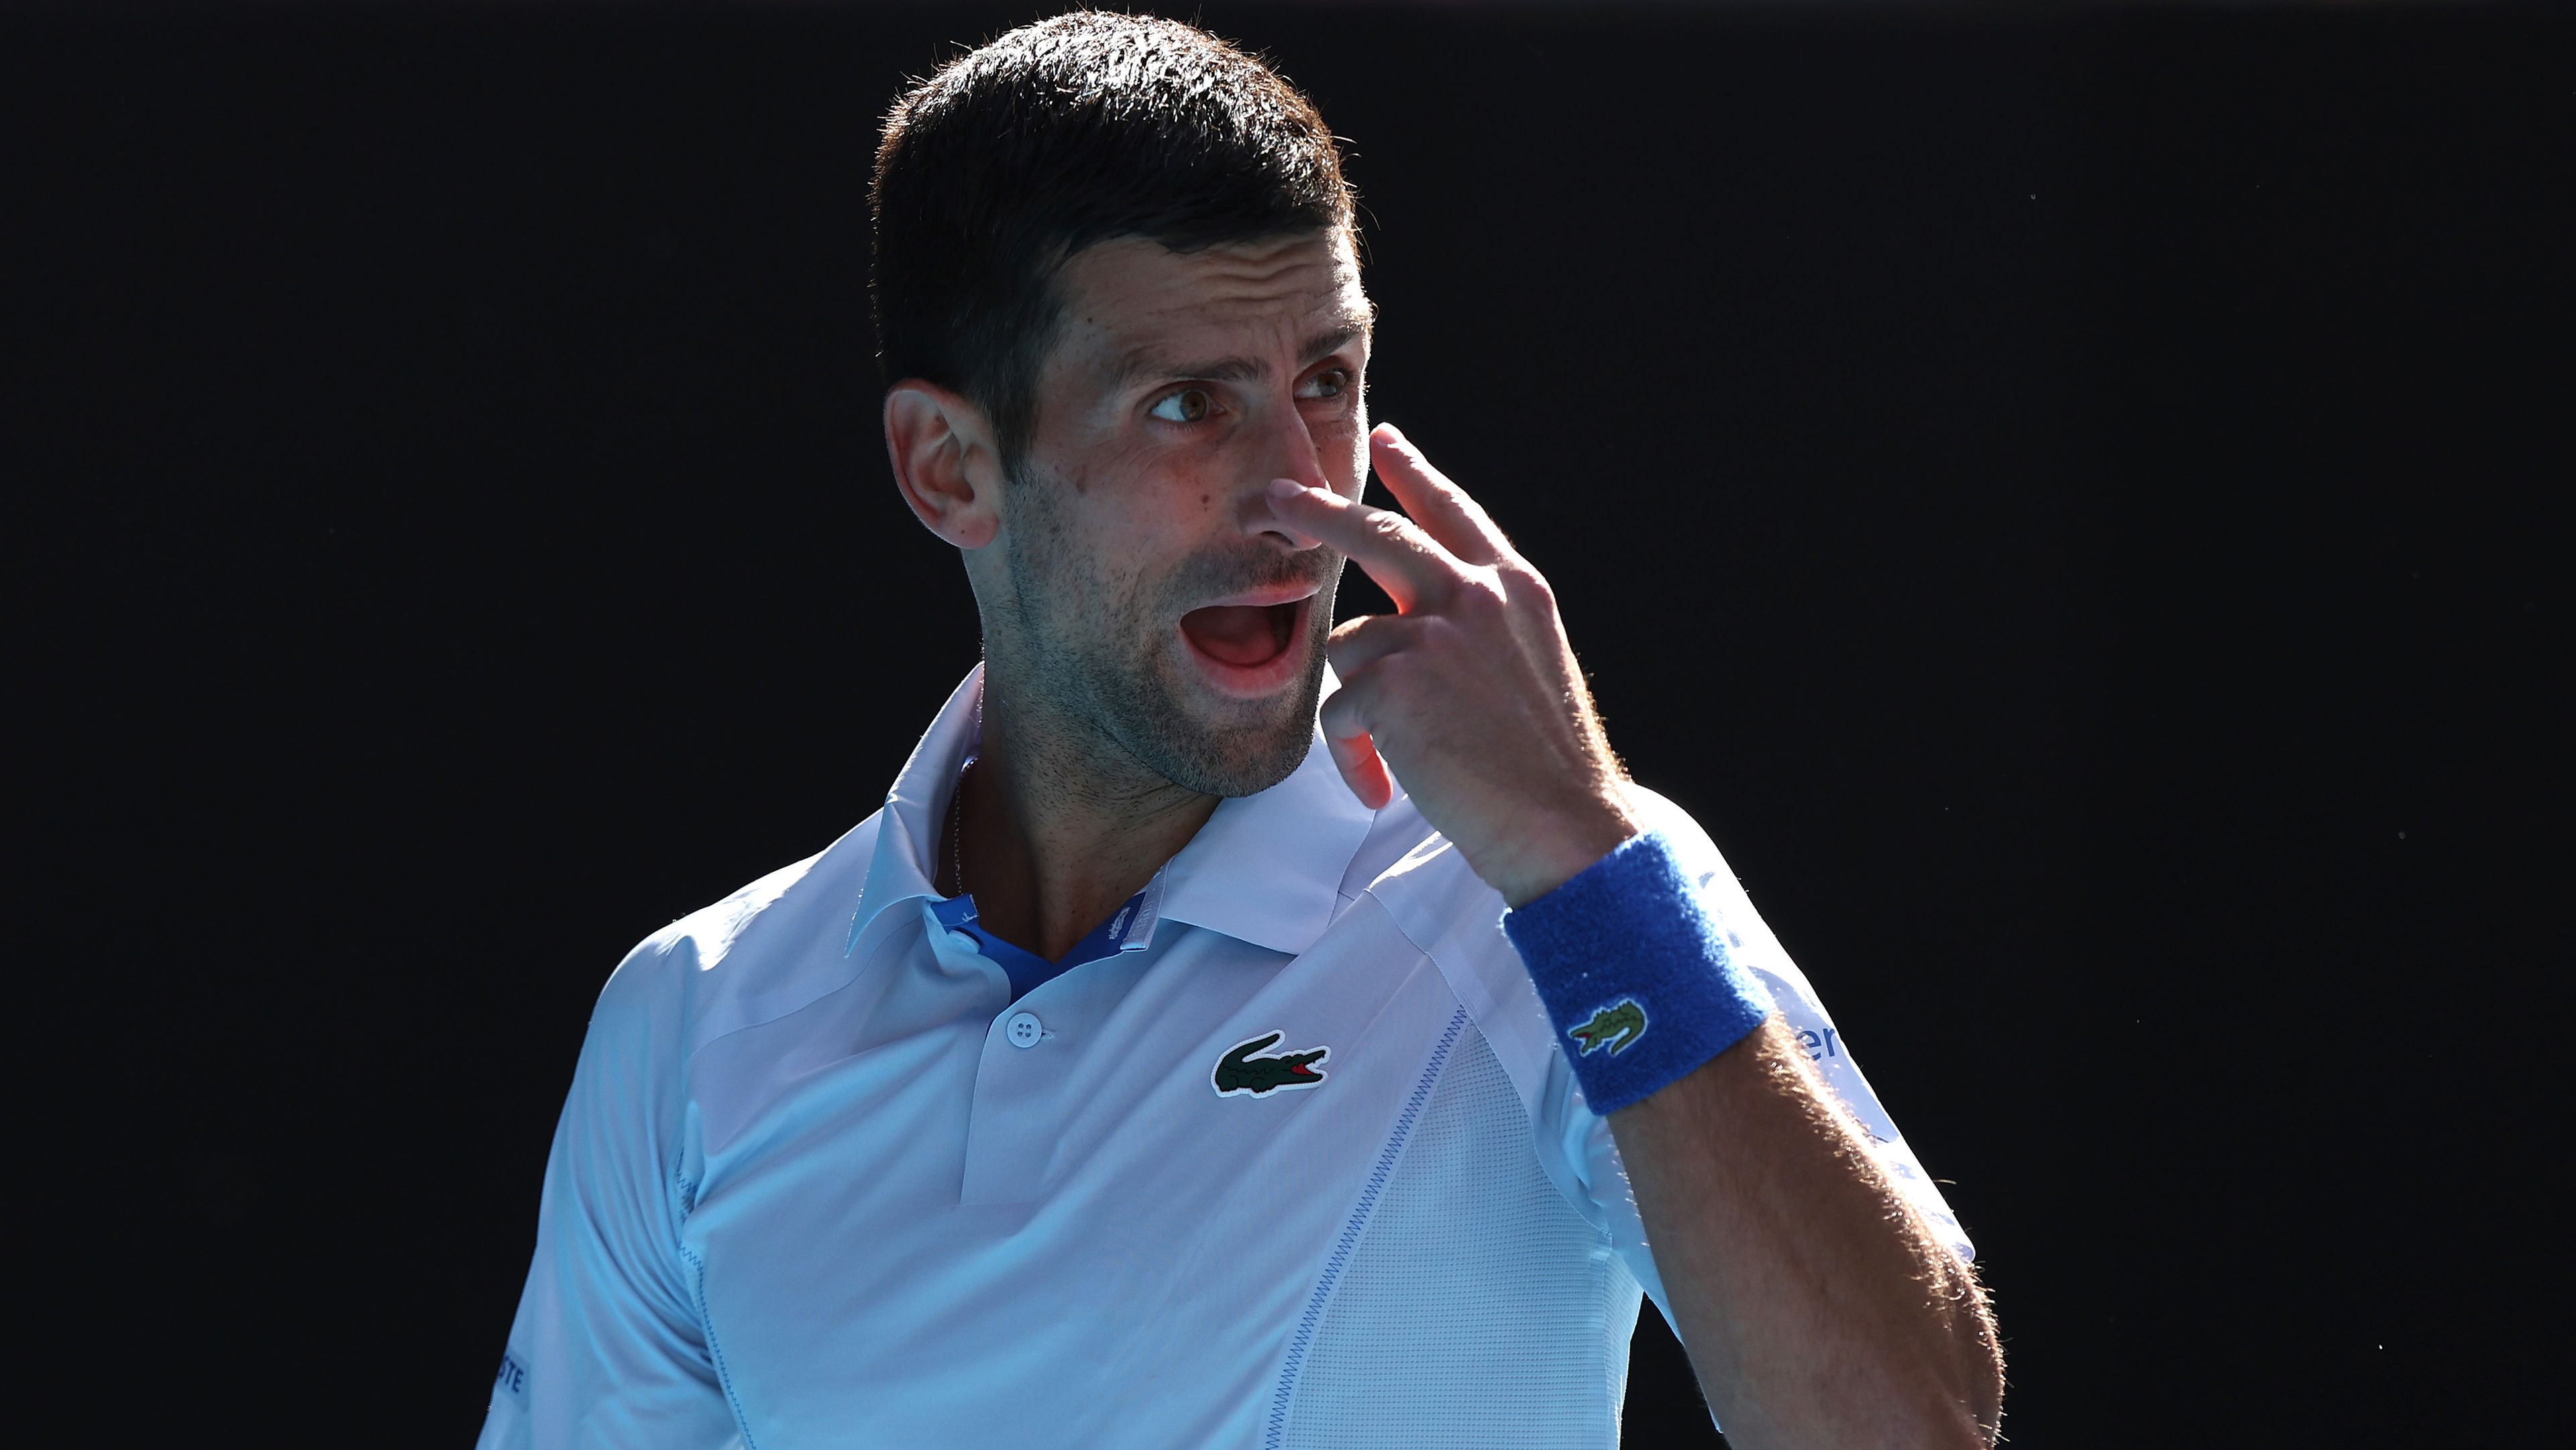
[1266,423,2004,1449]
[1609,1017,2002,1447]
[478,937,740,1450]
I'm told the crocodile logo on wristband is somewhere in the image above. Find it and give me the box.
[1568,998,1648,1056]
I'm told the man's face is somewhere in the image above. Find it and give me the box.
[975,228,1371,798]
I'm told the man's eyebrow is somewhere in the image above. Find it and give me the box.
[1299,321,1367,366]
[1113,320,1371,389]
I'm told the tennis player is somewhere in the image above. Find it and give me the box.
[478,13,2003,1448]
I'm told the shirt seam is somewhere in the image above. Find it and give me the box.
[1263,1003,1469,1450]
[678,1235,759,1449]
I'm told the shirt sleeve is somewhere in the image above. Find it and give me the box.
[1530,793,1977,1330]
[476,937,745,1450]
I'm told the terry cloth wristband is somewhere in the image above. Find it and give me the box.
[1501,829,1777,1116]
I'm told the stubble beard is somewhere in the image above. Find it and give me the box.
[987,468,1342,801]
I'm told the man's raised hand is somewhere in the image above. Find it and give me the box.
[1265,422,1642,908]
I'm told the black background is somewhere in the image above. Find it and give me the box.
[9,2,2565,1444]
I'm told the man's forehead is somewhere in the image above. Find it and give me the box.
[1055,231,1371,381]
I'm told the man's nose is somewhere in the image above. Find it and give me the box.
[1242,394,1331,550]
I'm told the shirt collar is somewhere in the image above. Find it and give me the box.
[1148,690,1377,955]
[845,662,1377,960]
[845,664,985,957]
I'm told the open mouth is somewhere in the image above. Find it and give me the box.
[1178,600,1300,669]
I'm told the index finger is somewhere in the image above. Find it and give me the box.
[1265,478,1463,615]
[1370,423,1509,567]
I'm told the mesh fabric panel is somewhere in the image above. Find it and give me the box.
[1278,1024,1641,1448]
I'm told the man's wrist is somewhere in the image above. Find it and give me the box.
[1483,796,1644,909]
[1501,829,1777,1116]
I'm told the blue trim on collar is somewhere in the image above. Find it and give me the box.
[928,884,1150,1002]
[845,663,1379,964]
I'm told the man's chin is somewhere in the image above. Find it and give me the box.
[1144,638,1326,798]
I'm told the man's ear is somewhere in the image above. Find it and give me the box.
[884,380,1006,550]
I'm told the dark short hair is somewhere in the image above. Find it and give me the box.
[871,11,1354,468]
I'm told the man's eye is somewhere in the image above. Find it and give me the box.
[1149,388,1215,423]
[1298,369,1349,401]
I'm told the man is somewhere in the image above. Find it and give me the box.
[478,13,2002,1448]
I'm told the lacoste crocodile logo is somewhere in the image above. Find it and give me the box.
[1569,999,1648,1056]
[1212,1030,1330,1097]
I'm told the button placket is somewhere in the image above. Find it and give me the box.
[960,951,1160,1205]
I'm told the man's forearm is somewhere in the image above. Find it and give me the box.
[1609,1017,2004,1449]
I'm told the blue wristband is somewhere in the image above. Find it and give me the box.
[1501,829,1776,1115]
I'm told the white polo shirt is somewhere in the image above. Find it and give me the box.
[478,665,1971,1450]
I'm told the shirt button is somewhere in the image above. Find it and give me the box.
[1004,1011,1044,1049]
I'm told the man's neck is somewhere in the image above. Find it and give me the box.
[949,672,1219,963]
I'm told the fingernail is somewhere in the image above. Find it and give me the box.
[1267,478,1307,501]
